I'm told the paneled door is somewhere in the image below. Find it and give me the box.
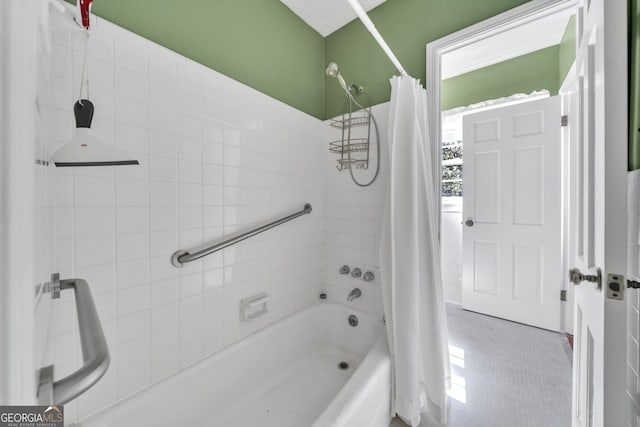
[569,0,629,426]
[462,96,562,331]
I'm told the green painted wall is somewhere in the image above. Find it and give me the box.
[441,45,560,111]
[441,11,577,113]
[75,0,325,119]
[324,0,531,119]
[79,0,584,127]
[559,15,577,85]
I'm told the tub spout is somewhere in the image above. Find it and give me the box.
[347,288,361,302]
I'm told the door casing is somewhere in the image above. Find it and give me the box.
[427,0,576,332]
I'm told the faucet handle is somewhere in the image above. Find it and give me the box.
[339,265,350,275]
[363,271,374,282]
[351,268,362,278]
[347,287,362,302]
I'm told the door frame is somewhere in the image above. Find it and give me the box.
[426,0,576,332]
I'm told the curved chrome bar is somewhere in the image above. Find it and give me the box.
[38,278,110,405]
[171,203,312,267]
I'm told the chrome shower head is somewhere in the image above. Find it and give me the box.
[325,62,340,78]
[325,62,349,93]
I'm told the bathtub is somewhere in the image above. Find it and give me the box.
[80,303,391,427]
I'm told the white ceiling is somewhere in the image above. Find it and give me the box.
[280,0,387,37]
[442,9,574,80]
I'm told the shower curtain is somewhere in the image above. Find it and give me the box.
[379,76,450,426]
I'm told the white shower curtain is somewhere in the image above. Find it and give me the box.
[379,76,450,426]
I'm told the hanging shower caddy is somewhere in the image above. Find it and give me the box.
[329,108,372,171]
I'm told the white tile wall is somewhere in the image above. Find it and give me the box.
[322,103,390,316]
[33,7,59,394]
[38,7,324,423]
[322,105,464,310]
[442,197,463,304]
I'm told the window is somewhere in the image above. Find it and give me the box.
[442,140,463,196]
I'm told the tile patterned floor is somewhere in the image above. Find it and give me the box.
[390,304,572,427]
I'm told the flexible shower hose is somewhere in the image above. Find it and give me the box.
[344,92,381,187]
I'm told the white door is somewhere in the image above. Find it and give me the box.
[569,0,629,426]
[462,96,562,331]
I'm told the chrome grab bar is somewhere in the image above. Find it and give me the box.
[171,203,312,267]
[37,278,110,405]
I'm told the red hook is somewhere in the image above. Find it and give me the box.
[79,0,94,29]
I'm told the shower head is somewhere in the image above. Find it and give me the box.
[325,62,349,93]
[325,62,340,78]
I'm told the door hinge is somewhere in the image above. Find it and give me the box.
[561,115,569,127]
[560,289,567,301]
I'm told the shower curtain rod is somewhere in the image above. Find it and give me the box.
[346,0,408,77]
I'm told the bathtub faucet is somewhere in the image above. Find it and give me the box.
[347,288,361,302]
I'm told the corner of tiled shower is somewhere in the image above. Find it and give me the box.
[321,103,390,317]
[32,5,390,424]
[33,7,330,423]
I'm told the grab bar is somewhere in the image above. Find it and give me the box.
[171,203,312,267]
[37,277,110,405]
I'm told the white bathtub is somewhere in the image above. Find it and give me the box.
[80,303,391,427]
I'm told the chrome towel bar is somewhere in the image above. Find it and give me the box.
[171,203,312,267]
[37,277,110,405]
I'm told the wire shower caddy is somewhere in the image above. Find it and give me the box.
[329,108,373,171]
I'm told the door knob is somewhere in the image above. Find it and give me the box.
[569,267,602,290]
[464,219,474,227]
